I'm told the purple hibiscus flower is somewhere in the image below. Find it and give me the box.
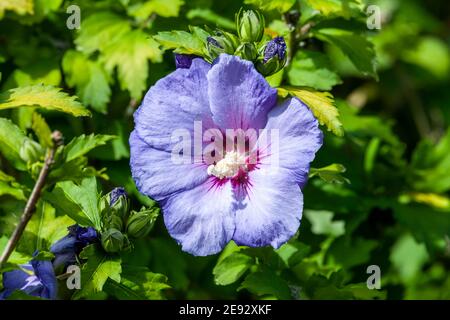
[50,224,98,270]
[129,54,323,256]
[0,258,57,300]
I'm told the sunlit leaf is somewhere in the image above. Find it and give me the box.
[31,112,53,148]
[304,210,345,237]
[0,117,28,170]
[0,85,90,117]
[128,0,184,20]
[279,86,344,136]
[288,50,342,90]
[101,30,162,99]
[0,0,33,18]
[213,252,253,285]
[62,50,111,114]
[310,163,350,184]
[244,0,296,12]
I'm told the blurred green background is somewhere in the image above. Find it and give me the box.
[0,0,449,299]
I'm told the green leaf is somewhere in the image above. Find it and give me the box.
[392,202,450,251]
[49,177,101,229]
[31,112,53,148]
[310,163,350,184]
[186,9,235,30]
[402,37,449,79]
[275,241,311,268]
[20,0,62,23]
[101,30,162,99]
[64,134,116,162]
[88,121,130,161]
[390,233,429,283]
[244,0,296,12]
[62,50,111,114]
[105,265,170,300]
[0,170,26,200]
[239,269,292,299]
[304,210,345,237]
[338,100,403,147]
[9,62,61,87]
[48,154,108,185]
[73,244,122,299]
[302,0,362,18]
[42,187,92,227]
[128,0,184,20]
[148,238,189,290]
[0,0,33,18]
[410,130,450,193]
[0,236,31,267]
[328,237,378,269]
[0,117,28,170]
[153,30,206,56]
[279,86,344,136]
[288,50,342,90]
[315,28,377,78]
[17,201,74,255]
[213,252,253,286]
[0,85,90,117]
[75,12,131,55]
[0,181,26,200]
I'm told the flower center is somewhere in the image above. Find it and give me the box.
[207,151,247,179]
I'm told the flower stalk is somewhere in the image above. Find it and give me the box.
[0,131,63,269]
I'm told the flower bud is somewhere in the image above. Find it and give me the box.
[207,30,239,59]
[103,214,124,231]
[126,208,159,238]
[256,37,287,76]
[101,228,124,253]
[108,187,129,220]
[235,42,258,61]
[98,194,109,218]
[236,8,265,43]
[20,139,44,163]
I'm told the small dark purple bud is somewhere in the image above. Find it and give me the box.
[110,187,127,207]
[76,227,98,246]
[263,37,287,63]
[174,54,197,69]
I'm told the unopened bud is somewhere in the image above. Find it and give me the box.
[19,139,44,163]
[236,8,265,43]
[235,42,258,61]
[103,214,124,231]
[256,37,287,76]
[101,228,124,253]
[126,208,159,239]
[207,30,239,59]
[108,187,129,220]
